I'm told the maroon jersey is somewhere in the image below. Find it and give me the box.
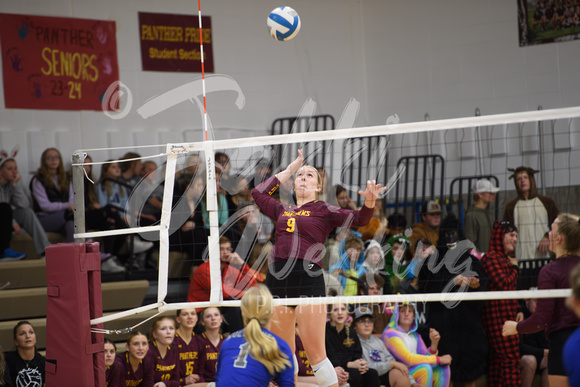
[146,341,180,387]
[115,352,154,387]
[105,360,123,387]
[174,332,205,384]
[253,176,373,266]
[196,332,223,382]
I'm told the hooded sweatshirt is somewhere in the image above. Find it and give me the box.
[503,167,559,260]
[329,232,366,294]
[382,303,439,366]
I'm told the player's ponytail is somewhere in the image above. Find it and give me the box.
[241,285,291,375]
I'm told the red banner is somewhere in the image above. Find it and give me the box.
[0,13,119,111]
[139,12,214,73]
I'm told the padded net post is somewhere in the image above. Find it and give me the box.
[45,242,104,387]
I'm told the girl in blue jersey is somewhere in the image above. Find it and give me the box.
[214,284,294,386]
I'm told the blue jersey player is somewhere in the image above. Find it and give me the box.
[214,285,294,386]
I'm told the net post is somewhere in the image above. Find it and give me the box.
[203,142,223,304]
[72,151,86,242]
[157,144,180,303]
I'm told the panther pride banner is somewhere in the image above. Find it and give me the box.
[0,13,119,110]
[139,11,214,73]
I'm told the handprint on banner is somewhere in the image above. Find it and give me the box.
[17,20,31,39]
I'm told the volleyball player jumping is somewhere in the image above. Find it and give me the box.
[253,149,386,387]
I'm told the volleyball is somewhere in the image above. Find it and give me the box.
[267,6,301,41]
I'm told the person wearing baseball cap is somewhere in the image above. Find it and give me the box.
[464,179,500,252]
[409,200,442,256]
[352,306,418,387]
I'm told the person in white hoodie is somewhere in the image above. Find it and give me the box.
[352,306,419,387]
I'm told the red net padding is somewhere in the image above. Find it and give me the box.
[45,242,104,387]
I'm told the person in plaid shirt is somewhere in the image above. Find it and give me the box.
[481,221,522,386]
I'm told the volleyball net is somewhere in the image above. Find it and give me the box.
[72,103,580,329]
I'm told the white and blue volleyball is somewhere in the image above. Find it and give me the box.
[267,6,301,41]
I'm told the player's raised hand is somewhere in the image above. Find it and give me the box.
[358,179,387,207]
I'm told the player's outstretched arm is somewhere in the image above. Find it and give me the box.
[358,179,386,209]
[275,149,303,183]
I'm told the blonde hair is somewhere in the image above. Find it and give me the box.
[554,213,580,254]
[240,285,291,375]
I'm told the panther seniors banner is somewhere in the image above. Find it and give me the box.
[139,12,214,72]
[0,13,119,110]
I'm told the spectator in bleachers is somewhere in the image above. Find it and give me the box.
[174,308,204,385]
[335,184,358,211]
[503,166,559,261]
[229,176,253,212]
[418,214,488,387]
[235,203,273,276]
[5,321,46,387]
[214,152,231,192]
[200,173,231,235]
[0,152,50,260]
[104,338,121,387]
[464,179,500,253]
[385,212,408,239]
[197,307,225,383]
[361,240,385,279]
[97,161,129,221]
[481,220,521,386]
[118,152,143,192]
[409,200,442,256]
[503,213,580,387]
[169,176,207,268]
[383,234,412,291]
[352,305,419,387]
[563,262,580,386]
[518,296,549,387]
[382,302,451,387]
[175,153,203,194]
[357,200,389,242]
[82,155,126,273]
[326,302,381,387]
[137,161,163,228]
[330,232,366,296]
[97,160,153,267]
[30,148,74,243]
[356,273,392,336]
[247,157,271,189]
[114,331,154,386]
[146,316,180,386]
[187,236,263,333]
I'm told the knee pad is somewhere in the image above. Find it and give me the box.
[312,357,338,387]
